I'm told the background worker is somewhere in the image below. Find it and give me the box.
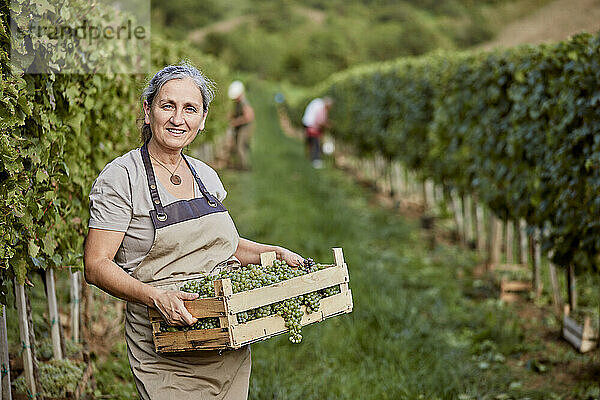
[226,80,255,170]
[302,96,332,169]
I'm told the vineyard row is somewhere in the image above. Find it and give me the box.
[291,32,600,275]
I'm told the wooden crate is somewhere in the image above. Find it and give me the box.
[149,248,353,353]
[562,305,599,353]
[494,263,533,302]
[499,278,533,302]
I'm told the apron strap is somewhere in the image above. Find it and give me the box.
[182,155,220,208]
[140,143,168,221]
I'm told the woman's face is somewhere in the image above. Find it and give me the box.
[144,77,208,152]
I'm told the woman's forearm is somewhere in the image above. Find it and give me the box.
[234,238,280,266]
[235,238,305,267]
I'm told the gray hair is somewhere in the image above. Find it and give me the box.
[140,62,215,143]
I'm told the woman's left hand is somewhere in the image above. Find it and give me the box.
[278,247,304,267]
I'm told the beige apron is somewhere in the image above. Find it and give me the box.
[124,143,251,400]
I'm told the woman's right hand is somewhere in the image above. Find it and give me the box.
[151,289,200,326]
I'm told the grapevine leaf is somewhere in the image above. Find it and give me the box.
[28,240,40,258]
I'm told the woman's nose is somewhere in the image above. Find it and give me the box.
[170,108,184,125]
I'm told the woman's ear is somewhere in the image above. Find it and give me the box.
[198,110,209,131]
[143,100,151,125]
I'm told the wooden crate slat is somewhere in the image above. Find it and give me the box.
[148,297,226,323]
[232,289,353,348]
[213,279,237,349]
[563,326,584,351]
[494,263,528,273]
[563,315,584,338]
[227,265,348,314]
[260,251,277,267]
[499,292,521,302]
[153,328,231,353]
[501,281,532,292]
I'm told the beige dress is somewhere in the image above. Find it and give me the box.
[89,144,250,399]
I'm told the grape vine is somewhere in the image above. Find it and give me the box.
[160,259,341,344]
[0,0,233,303]
[12,359,86,398]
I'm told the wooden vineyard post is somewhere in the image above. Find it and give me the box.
[391,162,402,200]
[545,233,563,314]
[24,292,40,395]
[421,181,428,210]
[82,277,92,344]
[463,194,473,248]
[15,281,36,397]
[389,162,398,198]
[475,197,485,253]
[372,156,379,190]
[1,305,11,400]
[377,155,386,193]
[488,214,502,270]
[434,185,444,211]
[411,171,422,203]
[424,179,435,212]
[567,264,577,311]
[548,261,563,315]
[45,268,63,359]
[450,189,465,245]
[385,159,393,197]
[532,228,543,298]
[70,268,81,342]
[519,219,528,265]
[505,220,514,264]
[403,168,411,198]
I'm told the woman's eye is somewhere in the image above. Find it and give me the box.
[162,104,174,110]
[186,106,198,113]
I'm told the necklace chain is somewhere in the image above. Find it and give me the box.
[149,152,184,185]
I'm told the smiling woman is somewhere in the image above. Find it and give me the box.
[83,62,305,400]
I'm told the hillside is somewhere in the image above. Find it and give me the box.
[152,0,555,86]
[478,0,600,49]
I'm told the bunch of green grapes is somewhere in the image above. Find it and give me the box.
[160,258,341,343]
[13,359,85,397]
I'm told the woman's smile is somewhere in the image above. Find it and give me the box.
[166,127,186,136]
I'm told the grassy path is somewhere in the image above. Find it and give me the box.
[217,85,571,400]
